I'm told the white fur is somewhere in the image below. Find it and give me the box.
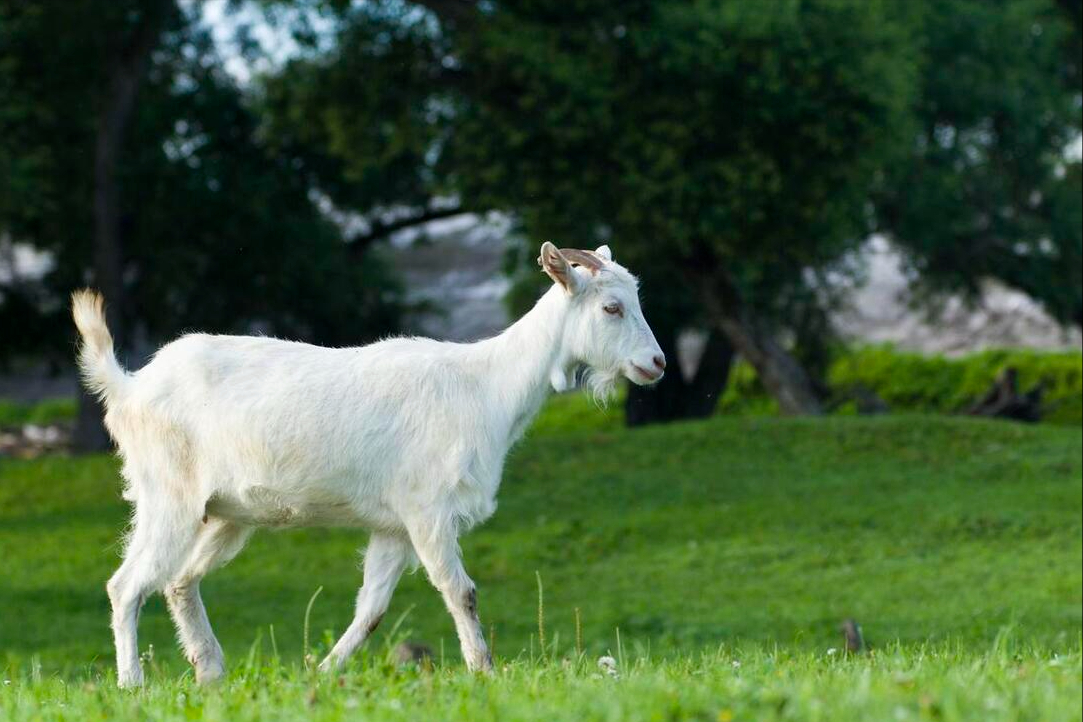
[72,244,663,687]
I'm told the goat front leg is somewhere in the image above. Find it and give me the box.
[319,532,412,672]
[407,519,493,672]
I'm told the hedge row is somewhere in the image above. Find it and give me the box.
[0,398,77,428]
[721,346,1082,425]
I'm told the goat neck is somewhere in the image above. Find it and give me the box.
[479,284,573,441]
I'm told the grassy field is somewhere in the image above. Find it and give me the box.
[1,405,1080,720]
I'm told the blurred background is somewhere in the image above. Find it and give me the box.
[1,0,1081,454]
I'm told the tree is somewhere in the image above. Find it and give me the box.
[69,0,174,449]
[258,2,463,251]
[1,0,113,376]
[265,0,916,414]
[877,0,1082,327]
[0,1,403,448]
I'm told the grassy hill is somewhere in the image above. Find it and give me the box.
[1,408,1080,720]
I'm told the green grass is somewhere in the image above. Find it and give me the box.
[3,644,1079,721]
[1,410,1080,720]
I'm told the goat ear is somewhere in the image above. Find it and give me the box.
[594,245,612,261]
[538,242,583,294]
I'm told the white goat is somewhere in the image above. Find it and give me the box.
[73,242,665,687]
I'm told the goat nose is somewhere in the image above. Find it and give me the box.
[653,354,666,371]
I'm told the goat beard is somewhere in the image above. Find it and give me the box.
[577,365,620,407]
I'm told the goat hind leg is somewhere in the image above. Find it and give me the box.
[165,519,252,684]
[108,505,201,688]
[319,532,412,671]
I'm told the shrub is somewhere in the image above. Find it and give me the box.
[717,362,780,417]
[0,398,78,427]
[827,347,1081,425]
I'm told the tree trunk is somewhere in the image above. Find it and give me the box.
[966,367,1044,422]
[625,329,735,426]
[699,272,823,416]
[73,2,169,452]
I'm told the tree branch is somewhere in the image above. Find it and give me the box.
[347,206,472,255]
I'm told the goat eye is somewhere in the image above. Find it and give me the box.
[603,302,623,317]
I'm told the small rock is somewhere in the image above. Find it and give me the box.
[23,424,47,443]
[841,618,865,653]
[597,655,619,678]
[394,641,434,668]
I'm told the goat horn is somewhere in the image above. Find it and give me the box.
[558,248,605,275]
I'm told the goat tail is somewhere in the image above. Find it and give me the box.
[71,289,129,406]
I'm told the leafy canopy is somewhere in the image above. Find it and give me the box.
[268,0,916,324]
[0,0,402,362]
[879,0,1083,326]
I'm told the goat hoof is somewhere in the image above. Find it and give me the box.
[195,662,226,685]
[467,653,494,674]
[116,669,144,689]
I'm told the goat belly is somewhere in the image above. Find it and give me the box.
[204,485,365,528]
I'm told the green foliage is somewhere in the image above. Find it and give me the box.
[118,23,403,346]
[260,4,452,216]
[829,347,1083,424]
[717,361,782,417]
[0,1,101,236]
[0,398,77,427]
[264,0,918,376]
[879,0,1083,326]
[452,0,914,281]
[0,1,403,363]
[669,346,1082,425]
